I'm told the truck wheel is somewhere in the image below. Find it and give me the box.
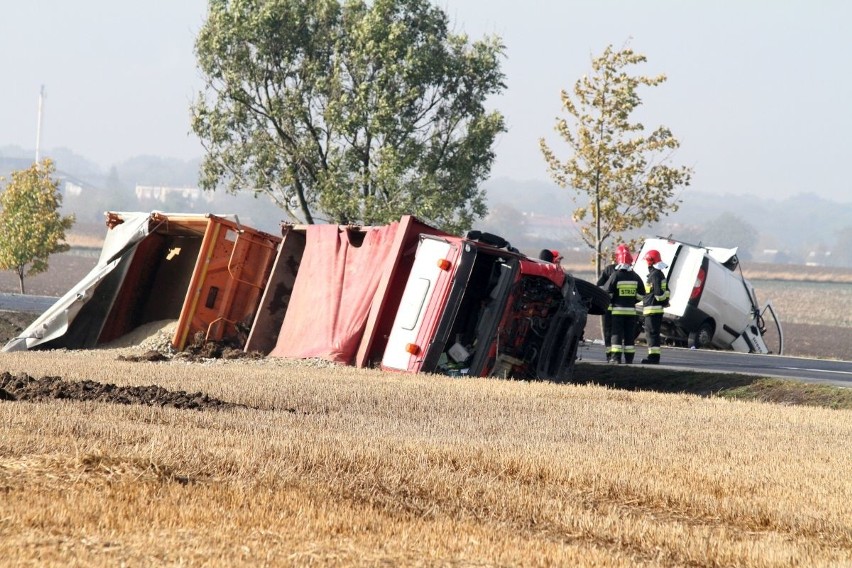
[573,277,610,315]
[689,322,714,349]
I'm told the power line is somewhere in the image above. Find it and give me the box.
[35,86,46,163]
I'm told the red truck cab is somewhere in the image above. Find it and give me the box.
[381,232,590,381]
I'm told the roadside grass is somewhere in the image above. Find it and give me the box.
[722,377,852,409]
[574,363,852,410]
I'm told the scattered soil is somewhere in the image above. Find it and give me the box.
[107,325,265,363]
[0,315,261,412]
[176,330,265,362]
[116,350,171,363]
[0,371,245,411]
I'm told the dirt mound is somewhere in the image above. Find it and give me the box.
[98,319,179,353]
[117,350,171,362]
[177,331,265,362]
[0,372,244,411]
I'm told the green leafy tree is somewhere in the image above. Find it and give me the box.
[540,44,692,277]
[0,159,75,293]
[192,0,506,234]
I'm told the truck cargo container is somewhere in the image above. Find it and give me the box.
[3,212,280,352]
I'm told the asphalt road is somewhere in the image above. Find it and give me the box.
[3,293,851,388]
[0,293,59,314]
[578,340,852,388]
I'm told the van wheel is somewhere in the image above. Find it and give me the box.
[689,322,714,349]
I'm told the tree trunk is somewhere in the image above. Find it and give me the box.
[17,266,25,295]
[291,173,314,224]
[594,183,602,280]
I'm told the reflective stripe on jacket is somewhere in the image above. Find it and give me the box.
[607,267,644,316]
[643,267,669,315]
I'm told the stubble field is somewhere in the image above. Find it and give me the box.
[0,251,851,566]
[1,349,850,567]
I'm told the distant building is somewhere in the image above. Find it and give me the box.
[806,250,833,267]
[135,185,213,204]
[64,181,83,197]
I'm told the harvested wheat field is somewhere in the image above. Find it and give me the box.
[1,342,850,567]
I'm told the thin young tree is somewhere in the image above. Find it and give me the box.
[0,159,75,293]
[192,0,506,234]
[540,44,692,278]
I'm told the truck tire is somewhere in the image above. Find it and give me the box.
[573,277,610,316]
[688,321,714,349]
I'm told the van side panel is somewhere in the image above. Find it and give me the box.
[697,259,734,343]
[381,238,457,371]
[712,267,755,346]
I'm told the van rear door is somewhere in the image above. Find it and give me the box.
[635,238,684,310]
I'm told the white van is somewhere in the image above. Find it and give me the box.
[633,238,783,354]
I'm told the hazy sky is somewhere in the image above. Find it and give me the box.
[3,1,851,202]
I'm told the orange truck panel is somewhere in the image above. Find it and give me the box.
[173,216,280,350]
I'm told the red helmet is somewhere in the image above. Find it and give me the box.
[645,249,662,265]
[615,244,632,265]
[550,250,562,263]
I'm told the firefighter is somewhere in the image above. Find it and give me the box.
[641,249,670,364]
[604,246,644,364]
[597,244,630,362]
[551,250,563,265]
[538,249,563,264]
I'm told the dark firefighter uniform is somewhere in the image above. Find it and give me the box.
[596,262,617,361]
[605,265,644,364]
[642,261,670,364]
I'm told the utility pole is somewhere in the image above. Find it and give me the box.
[35,85,45,163]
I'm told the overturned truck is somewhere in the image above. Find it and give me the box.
[4,213,607,381]
[3,212,280,352]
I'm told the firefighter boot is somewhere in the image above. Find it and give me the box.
[609,352,622,365]
[605,349,612,363]
[625,353,635,364]
[641,353,660,365]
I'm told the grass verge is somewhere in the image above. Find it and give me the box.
[574,363,852,410]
